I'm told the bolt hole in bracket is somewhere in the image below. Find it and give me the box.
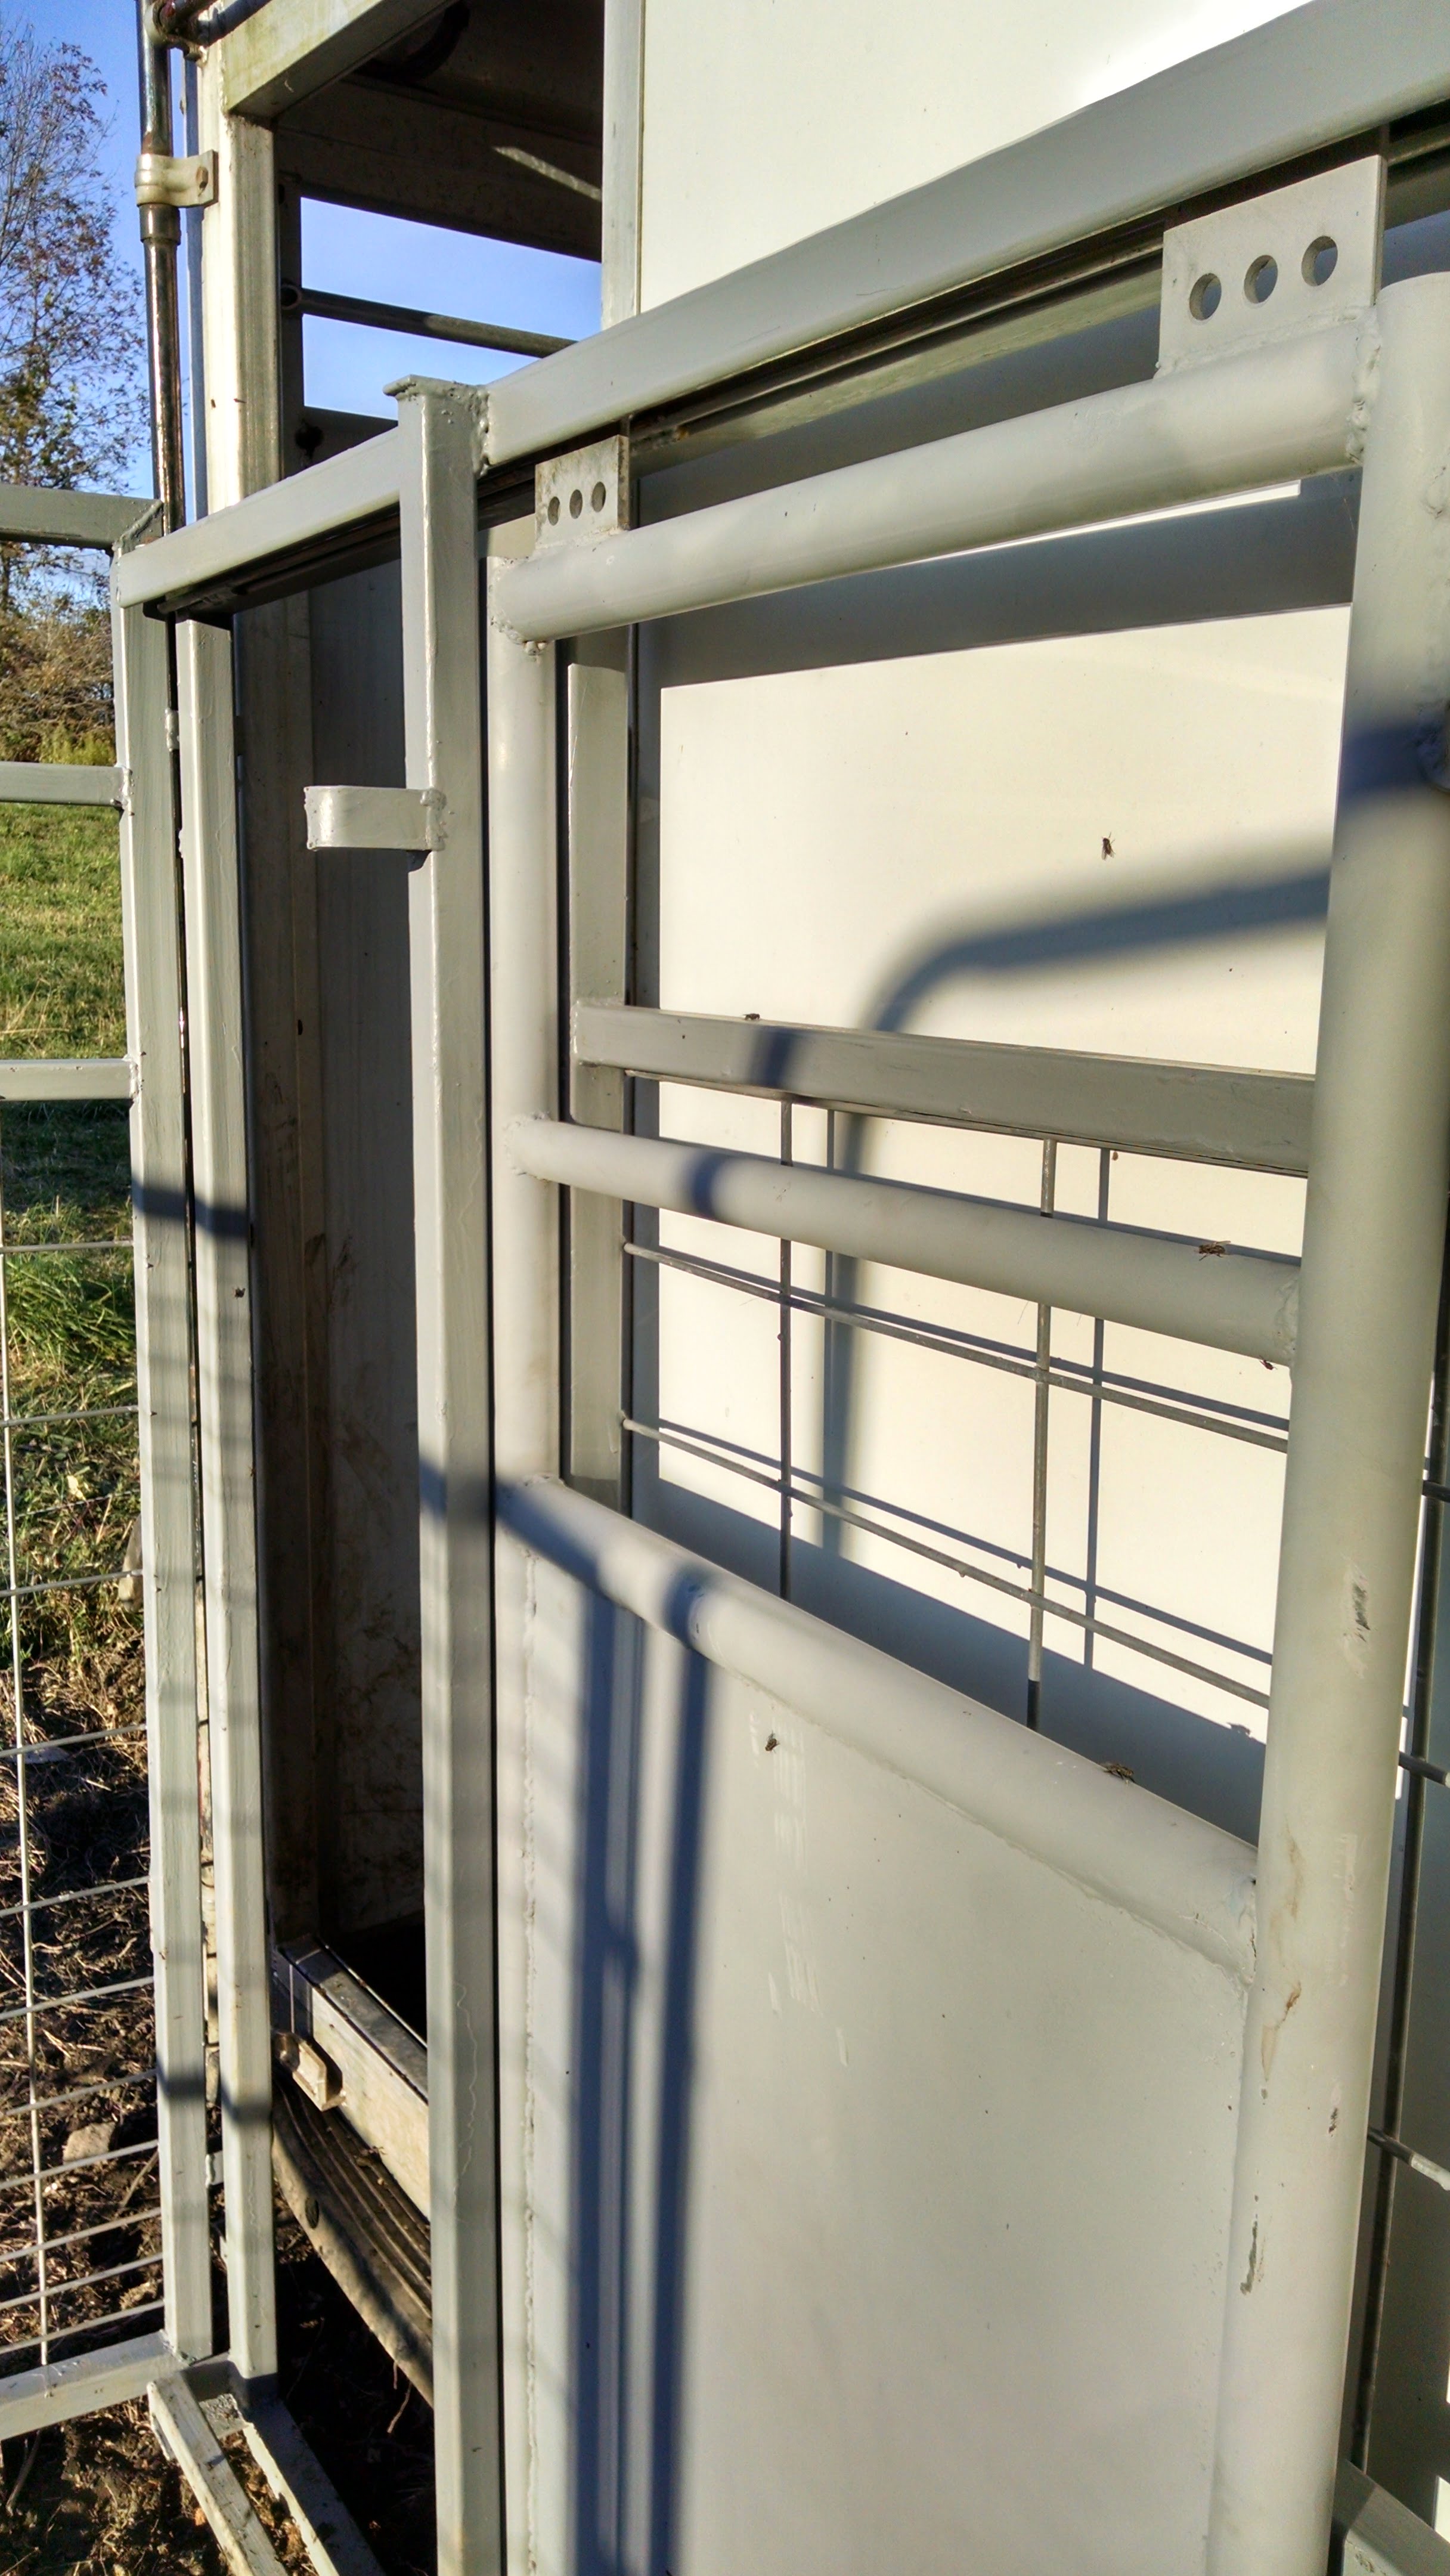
[535,434,631,545]
[1158,155,1384,373]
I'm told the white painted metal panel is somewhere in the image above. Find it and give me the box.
[645,608,1340,1739]
[498,1503,1251,2575]
[638,0,1306,305]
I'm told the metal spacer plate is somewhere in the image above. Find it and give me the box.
[1158,157,1384,373]
[535,435,631,548]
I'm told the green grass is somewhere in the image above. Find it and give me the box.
[0,801,125,1060]
[0,807,137,1720]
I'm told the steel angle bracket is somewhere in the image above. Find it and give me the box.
[1158,156,1384,373]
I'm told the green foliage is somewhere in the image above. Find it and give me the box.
[0,31,146,597]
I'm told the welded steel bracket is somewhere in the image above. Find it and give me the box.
[303,783,444,853]
[1157,156,1384,371]
[535,434,631,546]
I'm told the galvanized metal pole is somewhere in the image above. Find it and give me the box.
[175,618,277,2392]
[395,381,503,2576]
[1209,273,1450,2576]
[135,3,187,530]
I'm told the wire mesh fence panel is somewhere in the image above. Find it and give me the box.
[0,1019,163,2376]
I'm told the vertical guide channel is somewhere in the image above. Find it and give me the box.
[1350,1204,1450,2467]
[1025,1137,1057,1729]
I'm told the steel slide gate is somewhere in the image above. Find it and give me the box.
[23,7,1450,2573]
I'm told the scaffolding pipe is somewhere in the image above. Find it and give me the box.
[495,314,1373,641]
[135,4,187,531]
[506,1116,1300,1365]
[1208,273,1450,2576]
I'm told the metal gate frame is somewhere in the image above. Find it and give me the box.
[0,483,382,2575]
[106,8,1450,2568]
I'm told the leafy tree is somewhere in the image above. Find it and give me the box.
[0,27,146,754]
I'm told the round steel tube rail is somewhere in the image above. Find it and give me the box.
[506,1116,1300,1365]
[1208,274,1450,2576]
[495,314,1373,641]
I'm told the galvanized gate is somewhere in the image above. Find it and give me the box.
[107,117,1450,2576]
[30,4,1450,2572]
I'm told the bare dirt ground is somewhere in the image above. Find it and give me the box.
[0,2199,436,2574]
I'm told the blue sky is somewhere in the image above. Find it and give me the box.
[20,4,600,493]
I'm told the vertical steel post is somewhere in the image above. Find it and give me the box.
[1210,273,1450,2575]
[193,44,280,510]
[564,642,629,1507]
[175,618,277,2391]
[488,521,560,1488]
[1025,1137,1056,1728]
[486,521,558,2576]
[115,596,212,2361]
[395,383,503,2576]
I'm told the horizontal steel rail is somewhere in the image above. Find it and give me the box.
[0,1060,131,1102]
[0,764,123,810]
[111,426,403,611]
[281,281,571,361]
[507,1115,1300,1363]
[0,2327,176,2441]
[481,0,1450,469]
[504,1476,1257,1974]
[576,1001,1315,1173]
[0,488,154,550]
[497,319,1369,639]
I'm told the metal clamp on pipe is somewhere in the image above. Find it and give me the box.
[134,150,215,209]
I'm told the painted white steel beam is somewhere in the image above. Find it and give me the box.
[507,1116,1300,1366]
[0,2330,177,2443]
[175,621,277,2392]
[1336,2465,1450,2575]
[112,428,402,611]
[497,318,1368,640]
[240,2395,389,2576]
[218,1,447,119]
[1209,273,1450,2576]
[395,380,502,2576]
[149,2377,287,2576]
[0,487,154,550]
[575,1002,1316,1175]
[484,0,1449,468]
[0,1060,131,1103]
[115,600,212,2367]
[0,763,123,808]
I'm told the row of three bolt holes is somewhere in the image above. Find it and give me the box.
[1189,231,1339,321]
[546,479,609,525]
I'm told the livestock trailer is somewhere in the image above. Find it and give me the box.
[11,1,1450,2569]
